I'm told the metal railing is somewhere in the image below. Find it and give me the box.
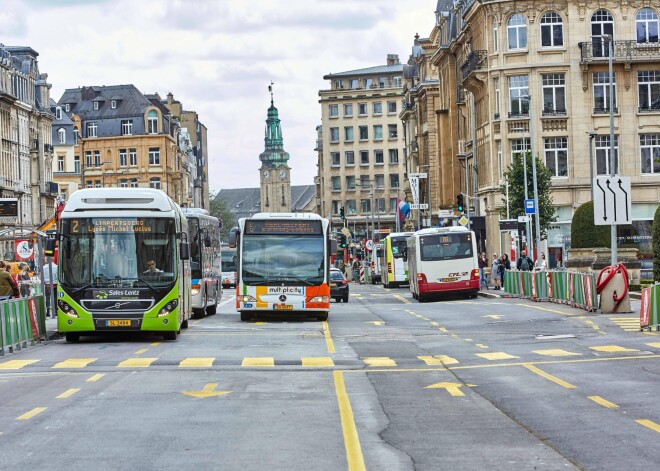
[460,50,488,81]
[579,39,660,64]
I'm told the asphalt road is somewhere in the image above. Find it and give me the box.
[0,284,658,470]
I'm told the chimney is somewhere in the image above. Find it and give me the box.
[167,92,174,104]
[387,54,400,65]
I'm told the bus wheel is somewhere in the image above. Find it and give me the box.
[163,330,177,341]
[317,312,328,321]
[206,298,217,315]
[240,312,251,322]
[65,333,80,343]
[182,318,189,329]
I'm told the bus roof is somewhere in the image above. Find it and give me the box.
[249,212,324,220]
[63,188,178,214]
[386,232,414,238]
[414,226,470,236]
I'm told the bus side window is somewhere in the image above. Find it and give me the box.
[402,248,407,262]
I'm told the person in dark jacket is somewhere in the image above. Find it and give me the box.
[517,250,534,271]
[0,260,19,298]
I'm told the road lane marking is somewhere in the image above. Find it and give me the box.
[334,371,366,471]
[242,357,274,367]
[16,407,47,420]
[425,381,466,396]
[0,360,40,369]
[57,388,81,399]
[430,322,439,326]
[517,303,574,315]
[362,357,396,367]
[393,294,410,304]
[182,383,232,398]
[53,358,98,369]
[533,349,582,357]
[302,357,334,367]
[418,355,458,365]
[647,342,660,348]
[476,352,519,361]
[590,345,639,353]
[86,374,105,382]
[179,358,215,368]
[636,419,660,433]
[475,344,489,349]
[135,348,148,355]
[322,321,335,354]
[150,342,161,346]
[588,395,619,408]
[117,358,158,368]
[523,364,576,389]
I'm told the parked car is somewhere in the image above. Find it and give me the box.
[330,268,349,303]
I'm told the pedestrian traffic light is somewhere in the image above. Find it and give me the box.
[456,193,464,212]
[340,207,345,220]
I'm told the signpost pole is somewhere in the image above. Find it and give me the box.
[607,35,617,265]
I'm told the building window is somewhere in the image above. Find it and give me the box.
[329,104,339,118]
[542,74,566,114]
[360,150,369,165]
[129,148,137,166]
[147,110,158,134]
[345,151,355,166]
[330,127,339,142]
[130,178,138,188]
[359,176,370,189]
[65,103,70,113]
[149,177,161,189]
[540,12,564,47]
[493,19,499,52]
[73,127,78,145]
[494,77,501,118]
[358,103,367,115]
[507,13,527,50]
[335,80,344,89]
[510,138,531,164]
[508,75,529,116]
[55,107,62,120]
[346,199,356,215]
[349,79,358,89]
[331,152,340,166]
[149,147,160,165]
[376,198,386,214]
[378,77,386,88]
[119,149,127,167]
[373,102,382,115]
[593,72,617,113]
[121,119,133,136]
[388,124,398,139]
[58,128,66,144]
[361,199,371,214]
[86,121,98,138]
[359,125,368,140]
[346,175,356,191]
[392,76,402,87]
[343,103,353,117]
[93,101,99,111]
[389,174,399,189]
[388,149,399,164]
[120,179,128,188]
[595,135,618,175]
[94,151,100,167]
[74,155,80,174]
[94,179,101,188]
[111,100,117,109]
[344,126,354,142]
[387,101,397,114]
[375,150,384,164]
[365,78,373,89]
[85,151,92,168]
[58,156,64,172]
[638,71,660,111]
[331,176,341,191]
[544,137,568,177]
[640,134,660,174]
[375,174,385,189]
[636,8,659,43]
[373,125,383,140]
[496,141,502,181]
[591,10,614,58]
[85,180,93,189]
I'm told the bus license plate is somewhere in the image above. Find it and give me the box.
[107,319,131,327]
[274,304,293,311]
[442,277,458,283]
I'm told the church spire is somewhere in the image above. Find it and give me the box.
[260,82,290,165]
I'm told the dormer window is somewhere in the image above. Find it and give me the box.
[65,104,70,112]
[111,100,117,109]
[93,101,99,110]
[55,107,62,120]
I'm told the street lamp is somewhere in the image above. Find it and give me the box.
[588,131,596,201]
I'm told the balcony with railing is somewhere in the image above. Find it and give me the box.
[639,100,660,113]
[460,50,488,81]
[579,40,660,65]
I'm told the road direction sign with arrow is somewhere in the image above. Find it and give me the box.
[593,176,631,225]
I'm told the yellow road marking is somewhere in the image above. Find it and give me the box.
[323,321,335,354]
[588,395,618,408]
[17,407,47,420]
[179,358,215,368]
[334,371,366,471]
[418,355,458,365]
[517,303,574,315]
[524,364,576,389]
[430,322,439,326]
[86,373,105,382]
[439,327,448,332]
[117,358,158,368]
[363,357,396,367]
[476,352,519,361]
[135,348,148,355]
[483,315,502,319]
[590,345,639,353]
[302,357,334,367]
[475,344,489,349]
[57,388,80,399]
[0,360,40,370]
[647,342,660,348]
[182,383,232,398]
[150,342,161,346]
[393,294,410,304]
[533,349,582,357]
[425,381,466,396]
[52,358,97,369]
[242,357,274,367]
[636,419,660,433]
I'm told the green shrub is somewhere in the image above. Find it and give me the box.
[653,205,660,282]
[571,201,610,249]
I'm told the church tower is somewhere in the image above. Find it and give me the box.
[259,84,291,212]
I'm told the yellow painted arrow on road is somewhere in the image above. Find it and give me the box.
[482,315,502,319]
[182,383,232,398]
[425,382,467,397]
[365,321,385,326]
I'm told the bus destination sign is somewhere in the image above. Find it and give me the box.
[245,220,322,235]
[72,219,155,234]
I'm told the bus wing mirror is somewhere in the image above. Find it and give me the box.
[330,239,338,256]
[180,241,190,260]
[228,227,238,247]
[402,248,408,262]
[44,237,57,257]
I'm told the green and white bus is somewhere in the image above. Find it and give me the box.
[55,188,192,342]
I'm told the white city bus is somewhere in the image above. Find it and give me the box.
[406,226,479,302]
[229,212,333,322]
[379,231,413,288]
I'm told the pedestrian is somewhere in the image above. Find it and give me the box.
[491,254,501,290]
[17,262,32,297]
[478,252,488,289]
[517,250,534,271]
[539,252,548,270]
[0,260,19,299]
[498,255,507,289]
[43,261,58,317]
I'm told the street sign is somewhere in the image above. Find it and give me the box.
[410,175,420,204]
[517,216,529,223]
[524,199,536,214]
[410,204,429,209]
[438,209,454,218]
[458,215,469,227]
[408,173,427,179]
[593,176,632,225]
[499,219,518,231]
[341,227,351,238]
[365,239,373,251]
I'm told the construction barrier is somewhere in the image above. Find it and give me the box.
[640,284,660,331]
[0,295,47,355]
[502,270,598,312]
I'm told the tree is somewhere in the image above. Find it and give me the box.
[570,201,610,248]
[209,191,235,242]
[500,151,557,239]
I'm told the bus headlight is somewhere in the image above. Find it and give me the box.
[158,299,179,317]
[57,300,79,318]
[310,296,329,303]
[191,284,201,295]
[237,295,256,303]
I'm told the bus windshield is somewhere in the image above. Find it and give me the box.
[390,237,408,258]
[241,234,324,285]
[420,233,474,261]
[59,217,178,289]
[221,249,237,272]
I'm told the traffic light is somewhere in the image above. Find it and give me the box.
[456,193,464,212]
[339,234,347,248]
[340,207,345,220]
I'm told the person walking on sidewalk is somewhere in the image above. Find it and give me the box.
[517,250,534,271]
[491,254,501,290]
[478,252,488,289]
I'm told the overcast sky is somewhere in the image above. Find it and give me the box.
[2,0,436,192]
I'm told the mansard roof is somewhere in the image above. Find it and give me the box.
[57,84,153,119]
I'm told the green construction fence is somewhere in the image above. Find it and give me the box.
[0,295,47,356]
